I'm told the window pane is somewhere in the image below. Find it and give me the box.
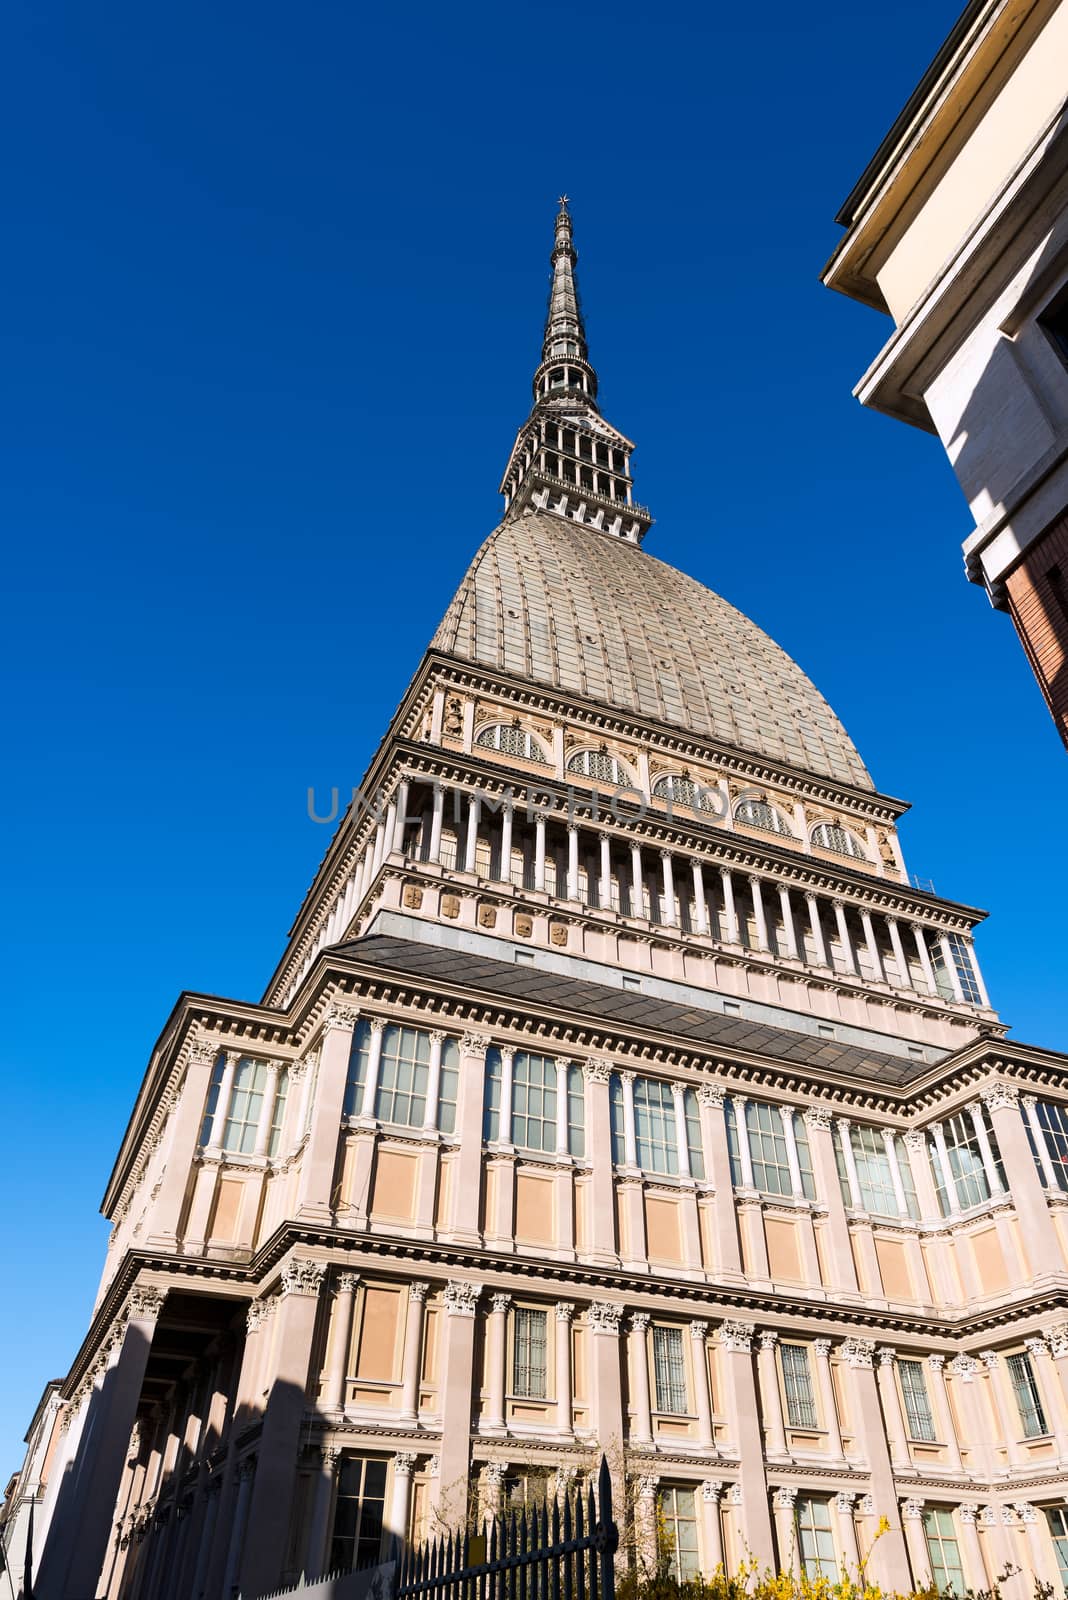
[609,1075,626,1164]
[634,1079,677,1175]
[512,1053,557,1153]
[923,1508,964,1591]
[329,1454,389,1572]
[795,1497,837,1579]
[437,1037,459,1135]
[267,1068,289,1158]
[375,1025,430,1128]
[658,1486,699,1580]
[567,1064,585,1158]
[344,1022,371,1118]
[222,1058,266,1154]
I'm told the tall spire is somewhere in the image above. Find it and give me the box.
[500,200,651,545]
[540,197,593,381]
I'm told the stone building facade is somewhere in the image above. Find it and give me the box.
[822,0,1068,746]
[12,201,1068,1599]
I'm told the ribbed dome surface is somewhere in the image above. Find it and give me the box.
[431,511,872,790]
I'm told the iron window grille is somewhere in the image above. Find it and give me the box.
[652,1326,688,1414]
[780,1344,818,1429]
[898,1359,936,1442]
[512,1308,548,1399]
[1007,1352,1048,1438]
[811,821,867,860]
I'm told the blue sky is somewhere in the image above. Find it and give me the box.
[2,0,1064,1467]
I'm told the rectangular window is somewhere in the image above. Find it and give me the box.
[1047,1506,1068,1586]
[945,932,982,1004]
[222,1058,267,1154]
[511,1052,558,1153]
[267,1067,289,1158]
[652,1326,688,1414]
[329,1454,388,1572]
[898,1359,936,1442]
[1035,1101,1068,1192]
[1007,1351,1048,1438]
[931,1110,1003,1213]
[374,1025,429,1128]
[609,1074,626,1164]
[343,1021,371,1118]
[634,1079,678,1175]
[684,1088,705,1179]
[923,1508,965,1591]
[437,1037,459,1136]
[567,1064,585,1159]
[795,1497,837,1579]
[658,1486,699,1580]
[745,1102,792,1196]
[199,1053,225,1145]
[512,1308,548,1399]
[781,1345,818,1429]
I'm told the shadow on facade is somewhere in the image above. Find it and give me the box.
[931,109,1068,738]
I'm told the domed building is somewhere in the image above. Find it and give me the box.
[12,204,1068,1600]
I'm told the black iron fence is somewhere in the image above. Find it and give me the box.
[395,1457,617,1600]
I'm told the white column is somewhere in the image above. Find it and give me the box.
[672,1084,691,1179]
[805,892,829,966]
[926,1356,963,1471]
[485,1293,510,1431]
[930,1123,960,1214]
[370,818,387,876]
[630,843,644,917]
[324,1272,359,1411]
[660,850,677,927]
[499,802,514,883]
[749,875,768,950]
[900,1499,932,1587]
[875,1348,909,1465]
[399,1282,429,1421]
[535,813,547,891]
[620,1072,638,1167]
[252,1061,282,1159]
[498,1047,515,1145]
[814,1339,844,1456]
[220,1459,255,1600]
[421,1031,445,1132]
[1023,1096,1060,1190]
[463,795,481,873]
[428,785,445,863]
[835,1493,862,1575]
[393,780,411,854]
[358,1019,384,1121]
[555,1303,574,1436]
[778,885,798,958]
[912,925,938,995]
[204,1052,238,1153]
[700,1481,724,1571]
[567,824,581,900]
[599,833,612,907]
[881,1129,910,1216]
[758,1334,788,1457]
[833,899,856,973]
[860,909,883,980]
[886,915,911,988]
[628,1314,653,1444]
[967,1101,1004,1195]
[390,1452,416,1542]
[938,933,966,1002]
[555,1057,570,1154]
[692,861,709,936]
[779,1105,804,1199]
[720,868,740,943]
[836,1118,862,1209]
[732,1097,755,1188]
[690,1322,714,1449]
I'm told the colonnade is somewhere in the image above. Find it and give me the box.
[292,780,989,1013]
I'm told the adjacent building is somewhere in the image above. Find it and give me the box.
[12,201,1068,1600]
[822,0,1068,745]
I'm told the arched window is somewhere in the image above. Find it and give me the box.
[474,723,549,764]
[566,748,633,786]
[735,797,793,837]
[811,821,868,860]
[652,774,719,815]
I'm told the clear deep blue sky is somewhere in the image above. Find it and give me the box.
[3,0,1064,1467]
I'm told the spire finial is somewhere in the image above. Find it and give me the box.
[496,201,653,545]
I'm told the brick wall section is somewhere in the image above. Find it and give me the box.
[1005,508,1068,748]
